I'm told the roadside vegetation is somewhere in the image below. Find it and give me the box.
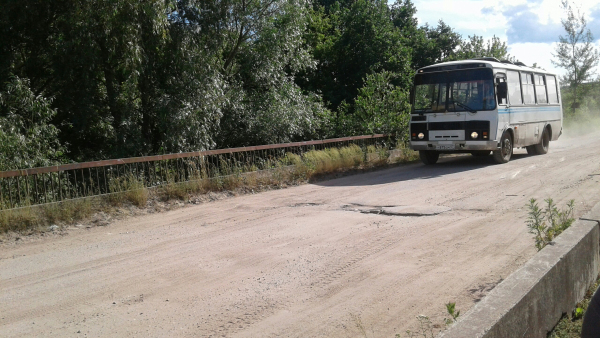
[524,197,600,338]
[396,302,461,338]
[549,275,600,337]
[0,144,418,236]
[526,198,575,251]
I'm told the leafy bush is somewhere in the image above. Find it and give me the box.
[0,76,65,170]
[526,198,575,251]
[354,71,411,140]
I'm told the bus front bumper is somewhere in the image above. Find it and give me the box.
[410,140,499,151]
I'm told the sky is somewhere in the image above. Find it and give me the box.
[411,0,600,77]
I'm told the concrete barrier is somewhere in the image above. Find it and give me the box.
[440,202,600,338]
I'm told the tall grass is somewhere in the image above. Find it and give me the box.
[107,174,149,207]
[0,144,417,234]
[0,198,95,234]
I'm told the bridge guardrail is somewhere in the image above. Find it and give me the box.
[0,134,392,210]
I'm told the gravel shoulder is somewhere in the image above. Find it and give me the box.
[2,132,600,337]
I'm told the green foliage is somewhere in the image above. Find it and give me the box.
[453,35,516,62]
[526,198,575,251]
[552,0,599,117]
[445,302,460,325]
[212,0,330,147]
[548,276,600,338]
[573,306,584,319]
[0,76,65,170]
[107,174,149,207]
[300,0,412,114]
[1,0,226,159]
[408,20,462,69]
[301,144,365,175]
[560,81,600,123]
[353,71,411,140]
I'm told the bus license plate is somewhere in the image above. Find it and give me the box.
[435,144,455,150]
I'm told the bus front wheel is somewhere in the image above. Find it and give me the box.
[493,132,513,164]
[419,150,439,165]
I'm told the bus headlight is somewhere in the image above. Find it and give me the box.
[471,132,478,139]
[418,132,425,139]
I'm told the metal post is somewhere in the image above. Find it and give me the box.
[0,179,4,209]
[103,166,108,193]
[96,167,100,195]
[50,172,55,202]
[65,171,71,200]
[43,173,48,203]
[15,176,21,207]
[25,174,31,205]
[8,177,13,209]
[58,171,63,201]
[74,169,78,198]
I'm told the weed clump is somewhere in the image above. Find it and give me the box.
[526,198,575,251]
[548,275,600,337]
[0,207,41,233]
[107,174,149,207]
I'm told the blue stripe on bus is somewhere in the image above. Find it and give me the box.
[498,107,561,114]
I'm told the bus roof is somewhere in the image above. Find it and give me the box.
[417,58,557,76]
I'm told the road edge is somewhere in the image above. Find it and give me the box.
[440,201,600,338]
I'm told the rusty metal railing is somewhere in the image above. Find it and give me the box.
[0,134,392,210]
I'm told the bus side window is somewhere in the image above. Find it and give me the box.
[496,77,507,105]
[521,73,535,104]
[535,74,548,104]
[546,75,559,104]
[507,71,522,105]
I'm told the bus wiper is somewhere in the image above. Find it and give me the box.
[449,100,477,113]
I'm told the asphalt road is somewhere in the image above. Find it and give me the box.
[2,132,599,337]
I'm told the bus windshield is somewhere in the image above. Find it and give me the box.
[412,68,495,113]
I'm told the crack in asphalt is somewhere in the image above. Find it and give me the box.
[341,204,451,217]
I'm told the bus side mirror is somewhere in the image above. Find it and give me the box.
[497,82,508,102]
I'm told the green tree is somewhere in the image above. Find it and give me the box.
[353,71,411,139]
[299,0,412,137]
[552,0,599,117]
[412,20,462,69]
[453,35,515,61]
[0,76,65,170]
[1,0,227,159]
[175,0,329,148]
[389,1,461,69]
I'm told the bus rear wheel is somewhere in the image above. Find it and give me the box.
[534,128,550,155]
[526,145,537,155]
[419,150,439,165]
[493,132,513,164]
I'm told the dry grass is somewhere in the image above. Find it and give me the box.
[0,207,41,233]
[302,144,365,175]
[0,144,416,235]
[0,198,95,234]
[107,174,149,207]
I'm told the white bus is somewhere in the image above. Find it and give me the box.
[409,57,562,165]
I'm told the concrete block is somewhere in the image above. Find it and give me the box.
[440,218,599,338]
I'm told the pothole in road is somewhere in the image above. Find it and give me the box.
[289,202,323,207]
[341,203,451,217]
